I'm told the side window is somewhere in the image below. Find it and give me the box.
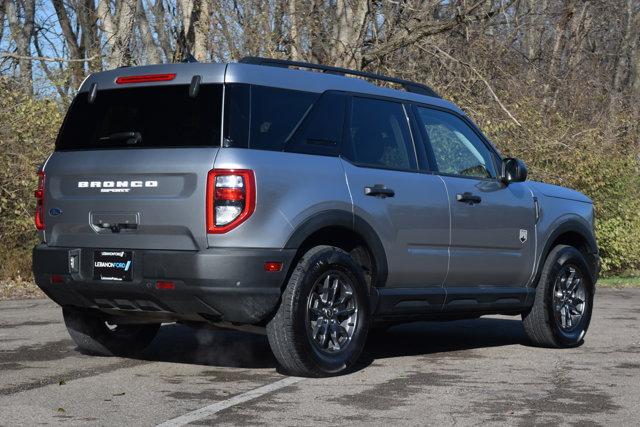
[416,107,497,178]
[224,84,250,148]
[344,97,416,170]
[285,91,346,156]
[224,84,318,151]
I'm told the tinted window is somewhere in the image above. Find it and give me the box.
[223,84,250,148]
[285,91,346,156]
[56,84,222,150]
[344,97,416,170]
[416,107,497,178]
[224,84,318,151]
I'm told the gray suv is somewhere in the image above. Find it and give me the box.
[33,57,599,377]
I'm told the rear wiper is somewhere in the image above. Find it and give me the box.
[98,131,142,145]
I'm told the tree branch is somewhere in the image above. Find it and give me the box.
[0,52,100,62]
[363,0,515,67]
[421,44,522,127]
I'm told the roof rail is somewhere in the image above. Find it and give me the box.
[239,56,440,98]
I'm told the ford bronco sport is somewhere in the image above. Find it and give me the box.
[33,57,599,377]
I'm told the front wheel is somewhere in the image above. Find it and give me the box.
[63,309,160,356]
[267,246,370,377]
[522,245,594,347]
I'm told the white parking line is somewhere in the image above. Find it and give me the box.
[156,376,304,427]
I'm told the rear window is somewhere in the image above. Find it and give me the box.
[56,84,222,150]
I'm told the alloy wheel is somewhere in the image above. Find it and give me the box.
[306,271,359,354]
[552,265,587,332]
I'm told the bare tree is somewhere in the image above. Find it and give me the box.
[0,0,7,46]
[328,0,370,68]
[137,0,161,63]
[77,0,101,72]
[52,0,85,87]
[192,0,210,60]
[98,0,138,68]
[612,0,635,94]
[148,0,174,60]
[172,0,211,61]
[5,0,36,93]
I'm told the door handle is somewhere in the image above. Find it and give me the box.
[456,192,481,205]
[364,184,395,198]
[90,212,140,233]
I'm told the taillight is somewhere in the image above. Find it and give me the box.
[206,169,255,234]
[115,73,176,84]
[34,171,45,230]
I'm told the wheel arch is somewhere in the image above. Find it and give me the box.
[284,210,388,291]
[535,219,599,286]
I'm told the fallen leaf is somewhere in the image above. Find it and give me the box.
[56,408,65,413]
[113,392,125,396]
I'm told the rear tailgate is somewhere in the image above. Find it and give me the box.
[44,148,217,250]
[43,65,225,251]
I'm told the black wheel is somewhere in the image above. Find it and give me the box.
[522,245,594,347]
[267,245,370,377]
[63,309,160,356]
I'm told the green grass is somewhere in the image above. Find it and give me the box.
[598,272,640,288]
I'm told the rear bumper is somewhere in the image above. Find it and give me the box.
[33,244,295,325]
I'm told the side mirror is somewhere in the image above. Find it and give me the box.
[501,158,528,183]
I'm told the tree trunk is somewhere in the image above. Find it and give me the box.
[79,0,101,72]
[137,0,162,64]
[288,0,303,60]
[329,0,370,68]
[173,0,195,62]
[193,0,211,61]
[0,0,6,46]
[172,0,211,62]
[150,0,174,61]
[612,0,634,94]
[543,0,577,103]
[629,5,640,142]
[99,0,138,68]
[52,0,85,88]
[111,0,138,67]
[5,0,35,94]
[309,0,326,63]
[97,0,116,47]
[632,14,640,97]
[269,0,286,58]
[522,0,548,62]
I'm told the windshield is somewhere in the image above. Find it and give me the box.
[56,84,222,150]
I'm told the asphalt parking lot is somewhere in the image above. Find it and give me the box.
[1,288,639,426]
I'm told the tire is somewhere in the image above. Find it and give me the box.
[63,309,160,356]
[267,246,370,377]
[522,245,594,347]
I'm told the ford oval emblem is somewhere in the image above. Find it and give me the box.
[49,208,62,216]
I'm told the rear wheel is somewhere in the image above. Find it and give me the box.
[522,245,594,347]
[63,309,160,356]
[267,246,370,377]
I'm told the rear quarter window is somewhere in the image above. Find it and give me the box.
[224,84,319,151]
[56,84,222,150]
